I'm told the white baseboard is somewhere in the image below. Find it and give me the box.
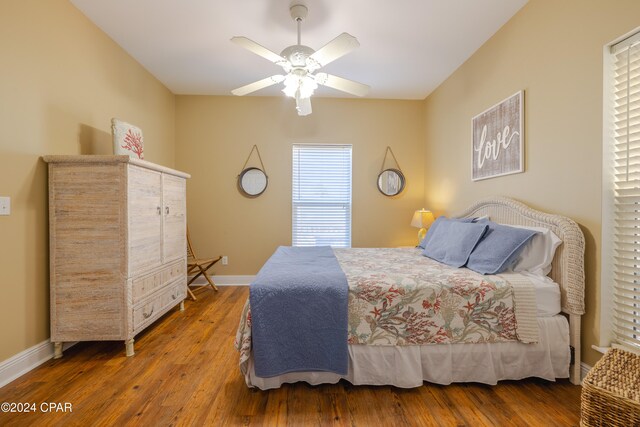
[189,275,255,286]
[0,340,75,389]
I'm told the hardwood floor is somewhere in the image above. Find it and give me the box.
[0,286,581,426]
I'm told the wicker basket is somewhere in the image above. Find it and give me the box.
[581,348,640,426]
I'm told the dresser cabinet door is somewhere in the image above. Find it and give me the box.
[128,166,163,275]
[162,174,187,263]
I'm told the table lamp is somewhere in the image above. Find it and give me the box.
[411,209,435,244]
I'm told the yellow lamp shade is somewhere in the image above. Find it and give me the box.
[411,209,435,244]
[411,209,435,229]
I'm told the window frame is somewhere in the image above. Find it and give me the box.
[291,143,353,248]
[601,27,640,351]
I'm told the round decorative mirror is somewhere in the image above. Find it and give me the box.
[238,167,268,197]
[377,168,405,196]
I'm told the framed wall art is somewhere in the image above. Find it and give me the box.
[471,91,523,181]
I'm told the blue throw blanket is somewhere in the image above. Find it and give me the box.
[249,246,349,377]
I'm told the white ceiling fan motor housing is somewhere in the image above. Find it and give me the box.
[289,4,308,22]
[280,45,315,67]
[281,4,315,69]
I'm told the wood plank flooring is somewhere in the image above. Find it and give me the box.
[0,286,582,426]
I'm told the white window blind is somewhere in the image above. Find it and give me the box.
[292,144,352,248]
[611,32,640,351]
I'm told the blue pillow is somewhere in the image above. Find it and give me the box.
[466,221,538,275]
[422,219,489,268]
[418,216,477,249]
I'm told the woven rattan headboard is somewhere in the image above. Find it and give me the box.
[455,196,585,316]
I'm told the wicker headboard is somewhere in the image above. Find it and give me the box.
[455,196,585,316]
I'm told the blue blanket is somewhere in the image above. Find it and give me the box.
[249,246,348,377]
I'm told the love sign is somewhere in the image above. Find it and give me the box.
[471,91,523,181]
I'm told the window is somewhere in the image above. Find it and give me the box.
[607,30,640,351]
[292,144,352,247]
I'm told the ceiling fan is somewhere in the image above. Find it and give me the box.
[230,4,370,116]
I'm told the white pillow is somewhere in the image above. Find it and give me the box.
[507,224,562,276]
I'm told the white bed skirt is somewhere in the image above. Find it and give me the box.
[244,316,570,390]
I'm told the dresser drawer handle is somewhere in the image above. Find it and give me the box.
[165,206,170,215]
[143,307,155,319]
[156,206,161,215]
[171,293,177,300]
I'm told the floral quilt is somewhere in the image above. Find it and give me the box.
[235,248,538,370]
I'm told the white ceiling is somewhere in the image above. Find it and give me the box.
[70,0,527,100]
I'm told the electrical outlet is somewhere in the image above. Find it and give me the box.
[222,256,228,265]
[0,197,10,216]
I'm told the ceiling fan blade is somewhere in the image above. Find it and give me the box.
[231,36,286,64]
[314,73,369,97]
[308,33,359,68]
[231,75,285,96]
[296,97,312,116]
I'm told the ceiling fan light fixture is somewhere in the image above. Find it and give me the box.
[282,74,299,97]
[230,3,369,116]
[298,76,317,98]
[296,95,312,116]
[282,73,317,99]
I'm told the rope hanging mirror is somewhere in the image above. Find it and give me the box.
[238,145,268,197]
[377,146,405,196]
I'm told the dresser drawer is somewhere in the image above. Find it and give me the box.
[132,295,162,330]
[163,281,187,306]
[131,260,185,302]
[162,261,186,286]
[132,279,186,331]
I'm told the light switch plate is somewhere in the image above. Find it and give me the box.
[0,197,10,216]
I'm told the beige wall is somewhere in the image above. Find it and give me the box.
[0,0,176,361]
[422,0,640,366]
[3,0,626,371]
[176,96,425,274]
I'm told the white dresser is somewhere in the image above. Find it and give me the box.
[44,155,190,357]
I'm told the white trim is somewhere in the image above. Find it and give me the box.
[611,30,640,53]
[291,144,353,248]
[591,344,610,355]
[599,34,619,348]
[0,340,75,388]
[581,362,592,383]
[189,275,255,286]
[612,342,640,355]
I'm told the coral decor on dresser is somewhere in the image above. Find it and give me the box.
[111,118,144,159]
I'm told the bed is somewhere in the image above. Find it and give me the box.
[235,197,585,389]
